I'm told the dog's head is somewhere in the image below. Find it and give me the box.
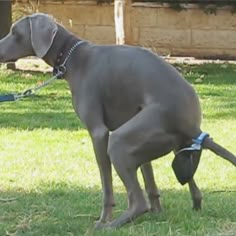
[0,13,58,62]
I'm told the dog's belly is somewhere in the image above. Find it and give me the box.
[104,105,141,131]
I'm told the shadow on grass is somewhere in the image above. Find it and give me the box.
[179,64,236,120]
[0,71,50,88]
[202,99,236,120]
[0,111,85,130]
[0,71,86,130]
[0,183,236,236]
[1,65,236,130]
[0,93,85,130]
[176,63,236,85]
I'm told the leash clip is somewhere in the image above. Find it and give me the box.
[58,65,66,74]
[23,89,33,96]
[53,65,66,79]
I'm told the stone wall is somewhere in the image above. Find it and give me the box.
[38,2,116,44]
[17,1,236,59]
[131,4,236,59]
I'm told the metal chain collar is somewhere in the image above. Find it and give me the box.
[53,40,85,79]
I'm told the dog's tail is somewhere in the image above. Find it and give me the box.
[202,137,236,167]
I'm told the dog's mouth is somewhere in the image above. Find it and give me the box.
[0,54,17,63]
[0,58,17,64]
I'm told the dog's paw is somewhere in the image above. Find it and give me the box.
[94,220,111,230]
[149,206,162,214]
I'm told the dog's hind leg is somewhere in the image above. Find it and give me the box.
[106,105,176,228]
[140,163,162,213]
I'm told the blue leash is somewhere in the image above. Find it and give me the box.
[0,72,62,103]
[0,94,16,102]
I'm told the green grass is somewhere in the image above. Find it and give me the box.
[0,63,236,236]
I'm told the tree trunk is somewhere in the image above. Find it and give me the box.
[114,0,133,45]
[0,1,15,70]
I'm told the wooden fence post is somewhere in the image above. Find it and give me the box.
[114,0,133,45]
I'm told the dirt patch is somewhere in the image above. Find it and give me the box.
[15,58,52,73]
[2,56,236,74]
[164,56,236,65]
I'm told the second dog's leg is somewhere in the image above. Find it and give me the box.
[188,150,202,210]
[140,163,162,213]
[188,178,202,210]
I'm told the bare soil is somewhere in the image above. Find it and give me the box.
[6,56,236,73]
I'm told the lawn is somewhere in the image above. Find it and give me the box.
[0,63,236,236]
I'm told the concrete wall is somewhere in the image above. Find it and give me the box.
[17,1,236,59]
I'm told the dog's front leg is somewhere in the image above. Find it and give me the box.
[72,94,114,227]
[88,126,115,226]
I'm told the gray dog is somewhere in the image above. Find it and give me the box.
[0,13,236,229]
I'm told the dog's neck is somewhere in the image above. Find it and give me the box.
[43,24,80,68]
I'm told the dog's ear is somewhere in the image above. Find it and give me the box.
[29,13,58,58]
